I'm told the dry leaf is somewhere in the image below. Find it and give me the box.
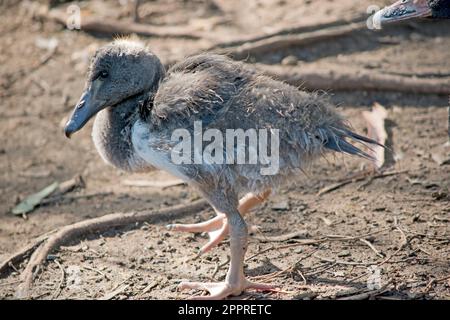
[12,182,59,215]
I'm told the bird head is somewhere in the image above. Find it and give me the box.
[64,39,164,138]
[373,0,433,27]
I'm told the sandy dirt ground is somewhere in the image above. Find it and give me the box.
[0,0,449,300]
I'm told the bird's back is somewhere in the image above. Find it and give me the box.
[137,54,378,194]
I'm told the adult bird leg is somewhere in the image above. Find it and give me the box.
[167,190,271,254]
[179,206,274,299]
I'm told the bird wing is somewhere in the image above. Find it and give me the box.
[149,54,253,130]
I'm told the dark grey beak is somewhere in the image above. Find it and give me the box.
[64,90,100,138]
[373,0,432,28]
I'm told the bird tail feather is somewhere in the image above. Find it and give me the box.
[321,127,384,162]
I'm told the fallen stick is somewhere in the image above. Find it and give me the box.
[100,284,130,300]
[337,283,391,300]
[13,199,208,298]
[256,64,450,95]
[81,265,111,281]
[254,230,308,243]
[208,15,367,50]
[211,255,230,279]
[215,23,366,59]
[359,238,384,258]
[313,253,376,266]
[304,262,337,277]
[0,280,21,287]
[317,170,408,196]
[40,192,113,206]
[38,8,205,40]
[377,224,409,266]
[425,274,450,292]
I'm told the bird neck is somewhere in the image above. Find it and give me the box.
[92,91,151,172]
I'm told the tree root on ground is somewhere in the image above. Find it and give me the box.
[207,15,367,50]
[214,23,366,59]
[0,199,208,298]
[37,7,206,40]
[256,64,450,95]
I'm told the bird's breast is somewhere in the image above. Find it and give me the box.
[131,120,192,181]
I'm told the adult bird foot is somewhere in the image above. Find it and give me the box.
[178,279,275,300]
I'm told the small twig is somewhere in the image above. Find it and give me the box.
[297,270,307,285]
[251,247,321,281]
[82,266,111,281]
[401,228,449,241]
[247,227,391,264]
[211,255,230,279]
[0,279,21,287]
[348,272,368,284]
[337,282,392,300]
[254,230,307,243]
[359,238,384,258]
[378,223,408,266]
[7,262,19,274]
[100,284,130,300]
[40,192,113,206]
[317,170,408,196]
[304,263,337,276]
[100,274,134,300]
[251,268,287,282]
[425,274,450,292]
[312,253,376,266]
[246,239,325,262]
[317,179,354,196]
[140,281,159,296]
[323,227,391,241]
[245,245,276,262]
[416,246,432,256]
[52,260,65,299]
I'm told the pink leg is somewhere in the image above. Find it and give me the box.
[179,206,276,299]
[167,190,271,253]
[166,214,225,233]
